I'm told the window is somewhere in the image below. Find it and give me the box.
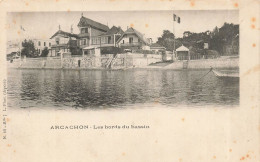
[83,39,86,45]
[44,42,46,46]
[129,37,133,44]
[92,37,100,45]
[38,41,41,46]
[92,38,96,45]
[55,37,60,45]
[81,28,88,34]
[108,36,112,44]
[122,40,124,44]
[49,43,51,47]
[101,37,108,44]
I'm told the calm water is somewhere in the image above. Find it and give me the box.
[7,69,239,109]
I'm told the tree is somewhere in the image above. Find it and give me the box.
[41,47,49,57]
[21,39,36,57]
[157,30,175,51]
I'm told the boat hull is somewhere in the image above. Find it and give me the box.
[211,69,239,81]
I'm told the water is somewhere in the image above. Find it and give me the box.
[7,69,239,109]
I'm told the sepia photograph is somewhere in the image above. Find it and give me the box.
[6,10,239,109]
[1,0,259,162]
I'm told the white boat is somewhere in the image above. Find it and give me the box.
[211,68,239,80]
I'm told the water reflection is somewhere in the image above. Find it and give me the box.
[7,69,239,109]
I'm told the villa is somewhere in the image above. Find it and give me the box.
[116,27,151,51]
[49,14,161,57]
[49,29,79,56]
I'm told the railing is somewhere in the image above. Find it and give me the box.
[78,33,90,37]
[51,44,68,48]
[120,42,142,47]
[190,55,202,60]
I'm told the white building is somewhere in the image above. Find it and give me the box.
[31,39,52,55]
[7,39,52,56]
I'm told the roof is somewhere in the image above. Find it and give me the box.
[176,45,189,51]
[50,30,78,39]
[100,26,124,36]
[78,16,109,32]
[116,27,149,45]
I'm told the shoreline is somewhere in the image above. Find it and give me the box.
[7,57,239,70]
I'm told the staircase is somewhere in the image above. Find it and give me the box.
[105,57,113,68]
[106,54,118,69]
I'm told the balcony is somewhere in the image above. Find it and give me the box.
[51,43,68,48]
[78,33,90,38]
[120,42,142,47]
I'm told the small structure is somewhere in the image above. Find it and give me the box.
[176,45,190,60]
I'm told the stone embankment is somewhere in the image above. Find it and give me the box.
[7,55,239,70]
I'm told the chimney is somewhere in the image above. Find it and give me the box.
[71,25,73,34]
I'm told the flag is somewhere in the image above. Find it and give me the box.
[20,25,25,31]
[173,14,181,24]
[173,14,177,21]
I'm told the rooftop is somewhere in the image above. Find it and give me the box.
[78,16,109,32]
[117,27,149,45]
[50,30,78,39]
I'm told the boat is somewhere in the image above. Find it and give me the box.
[210,67,239,80]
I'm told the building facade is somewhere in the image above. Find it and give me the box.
[116,27,151,51]
[32,39,52,55]
[77,16,109,55]
[49,15,157,56]
[50,30,78,56]
[7,39,52,57]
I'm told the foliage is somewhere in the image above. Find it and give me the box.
[40,47,49,57]
[21,39,37,57]
[157,30,175,51]
[157,23,239,55]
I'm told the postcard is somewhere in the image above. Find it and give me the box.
[0,0,259,162]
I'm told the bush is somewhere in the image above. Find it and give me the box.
[21,39,37,57]
[41,47,49,57]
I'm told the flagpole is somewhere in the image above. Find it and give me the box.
[19,27,23,67]
[19,26,27,67]
[173,20,175,61]
[20,38,22,67]
[173,14,175,61]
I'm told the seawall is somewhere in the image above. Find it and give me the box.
[7,56,239,70]
[163,57,239,70]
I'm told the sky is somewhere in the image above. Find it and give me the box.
[7,10,238,43]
